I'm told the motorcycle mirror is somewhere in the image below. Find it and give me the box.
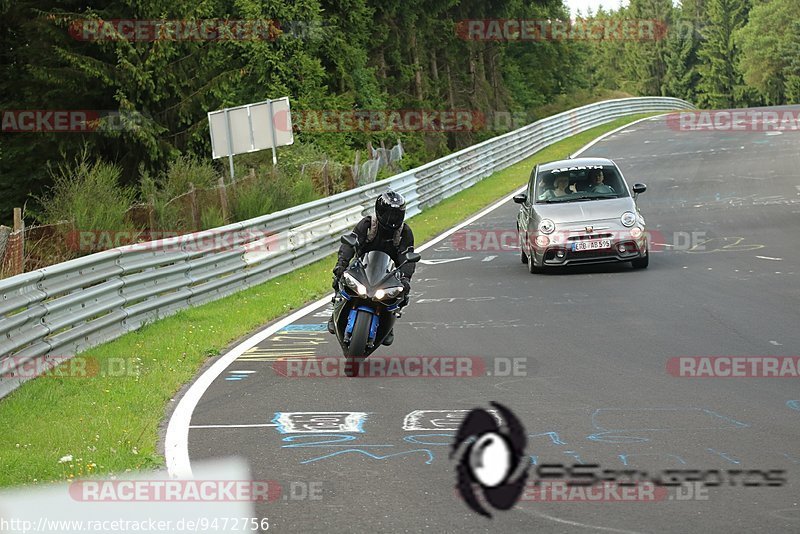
[340,232,358,248]
[404,252,421,263]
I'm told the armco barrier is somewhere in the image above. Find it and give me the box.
[0,97,694,398]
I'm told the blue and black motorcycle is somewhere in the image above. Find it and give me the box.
[331,232,420,376]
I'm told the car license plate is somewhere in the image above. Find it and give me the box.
[572,239,611,251]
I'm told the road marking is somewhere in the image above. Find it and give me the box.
[190,423,278,429]
[756,255,782,261]
[279,323,328,332]
[482,255,497,262]
[165,119,654,478]
[527,511,647,534]
[419,256,470,265]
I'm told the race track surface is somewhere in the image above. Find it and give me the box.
[184,110,800,533]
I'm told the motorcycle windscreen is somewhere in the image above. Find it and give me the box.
[362,250,394,286]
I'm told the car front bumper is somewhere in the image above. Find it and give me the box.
[530,227,647,267]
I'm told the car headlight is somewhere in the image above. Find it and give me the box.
[620,211,637,227]
[343,272,367,296]
[374,286,403,300]
[538,219,556,234]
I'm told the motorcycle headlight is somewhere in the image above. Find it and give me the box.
[343,272,367,296]
[620,211,637,227]
[538,219,556,234]
[374,286,403,300]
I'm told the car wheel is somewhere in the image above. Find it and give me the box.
[631,248,649,269]
[527,251,543,274]
[520,237,528,264]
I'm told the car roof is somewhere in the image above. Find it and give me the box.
[537,157,616,172]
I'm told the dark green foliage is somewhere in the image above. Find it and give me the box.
[1,0,795,228]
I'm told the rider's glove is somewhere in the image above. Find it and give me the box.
[400,277,411,295]
[332,264,346,290]
[399,278,411,307]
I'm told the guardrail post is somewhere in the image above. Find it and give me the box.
[218,177,230,224]
[352,151,360,187]
[148,195,157,231]
[12,208,24,275]
[188,182,201,231]
[0,208,25,277]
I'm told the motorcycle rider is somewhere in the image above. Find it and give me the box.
[327,190,416,346]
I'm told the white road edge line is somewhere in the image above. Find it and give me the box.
[165,186,527,478]
[189,424,277,429]
[164,115,645,478]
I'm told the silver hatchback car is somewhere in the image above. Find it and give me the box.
[514,157,649,272]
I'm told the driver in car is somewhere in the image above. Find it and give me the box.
[588,169,616,194]
[327,190,416,345]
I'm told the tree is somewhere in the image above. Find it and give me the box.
[695,0,750,108]
[661,0,704,101]
[620,0,674,96]
[735,0,800,104]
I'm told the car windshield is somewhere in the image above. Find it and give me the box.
[534,165,629,203]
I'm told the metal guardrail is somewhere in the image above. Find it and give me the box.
[0,97,694,398]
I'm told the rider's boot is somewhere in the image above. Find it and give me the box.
[382,329,394,346]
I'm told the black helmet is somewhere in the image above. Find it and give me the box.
[375,190,406,231]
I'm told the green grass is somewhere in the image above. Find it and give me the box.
[0,112,657,488]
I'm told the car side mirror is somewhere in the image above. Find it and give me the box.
[513,193,527,204]
[404,252,421,264]
[340,232,358,248]
[632,183,647,195]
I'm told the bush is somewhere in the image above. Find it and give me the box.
[140,156,220,232]
[38,150,140,253]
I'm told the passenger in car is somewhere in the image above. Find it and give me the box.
[542,176,571,200]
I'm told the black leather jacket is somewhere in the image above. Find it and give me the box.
[336,217,416,281]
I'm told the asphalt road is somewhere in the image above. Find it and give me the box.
[185,109,800,533]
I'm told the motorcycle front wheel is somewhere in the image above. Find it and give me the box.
[344,311,371,377]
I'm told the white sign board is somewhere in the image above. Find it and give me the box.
[208,97,293,174]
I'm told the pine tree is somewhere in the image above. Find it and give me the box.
[735,0,800,104]
[695,0,750,108]
[661,0,703,101]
